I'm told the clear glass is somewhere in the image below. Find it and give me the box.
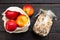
[33,9,57,37]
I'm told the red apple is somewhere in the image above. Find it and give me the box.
[6,20,17,31]
[5,10,19,19]
[23,4,34,16]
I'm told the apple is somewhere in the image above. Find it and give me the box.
[16,15,28,28]
[6,20,17,31]
[5,10,19,19]
[23,4,34,16]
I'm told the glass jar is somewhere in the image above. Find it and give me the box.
[33,9,57,37]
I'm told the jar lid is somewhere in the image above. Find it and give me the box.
[47,10,56,18]
[40,9,56,17]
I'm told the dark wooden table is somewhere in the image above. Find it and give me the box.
[0,0,60,40]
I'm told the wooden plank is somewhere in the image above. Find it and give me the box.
[0,0,60,3]
[49,33,60,40]
[0,32,60,40]
[0,4,60,33]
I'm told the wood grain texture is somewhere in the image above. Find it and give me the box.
[0,32,60,40]
[0,4,60,33]
[0,0,60,39]
[0,0,60,3]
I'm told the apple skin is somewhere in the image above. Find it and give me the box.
[5,10,19,19]
[16,15,28,28]
[6,20,17,31]
[23,4,34,16]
